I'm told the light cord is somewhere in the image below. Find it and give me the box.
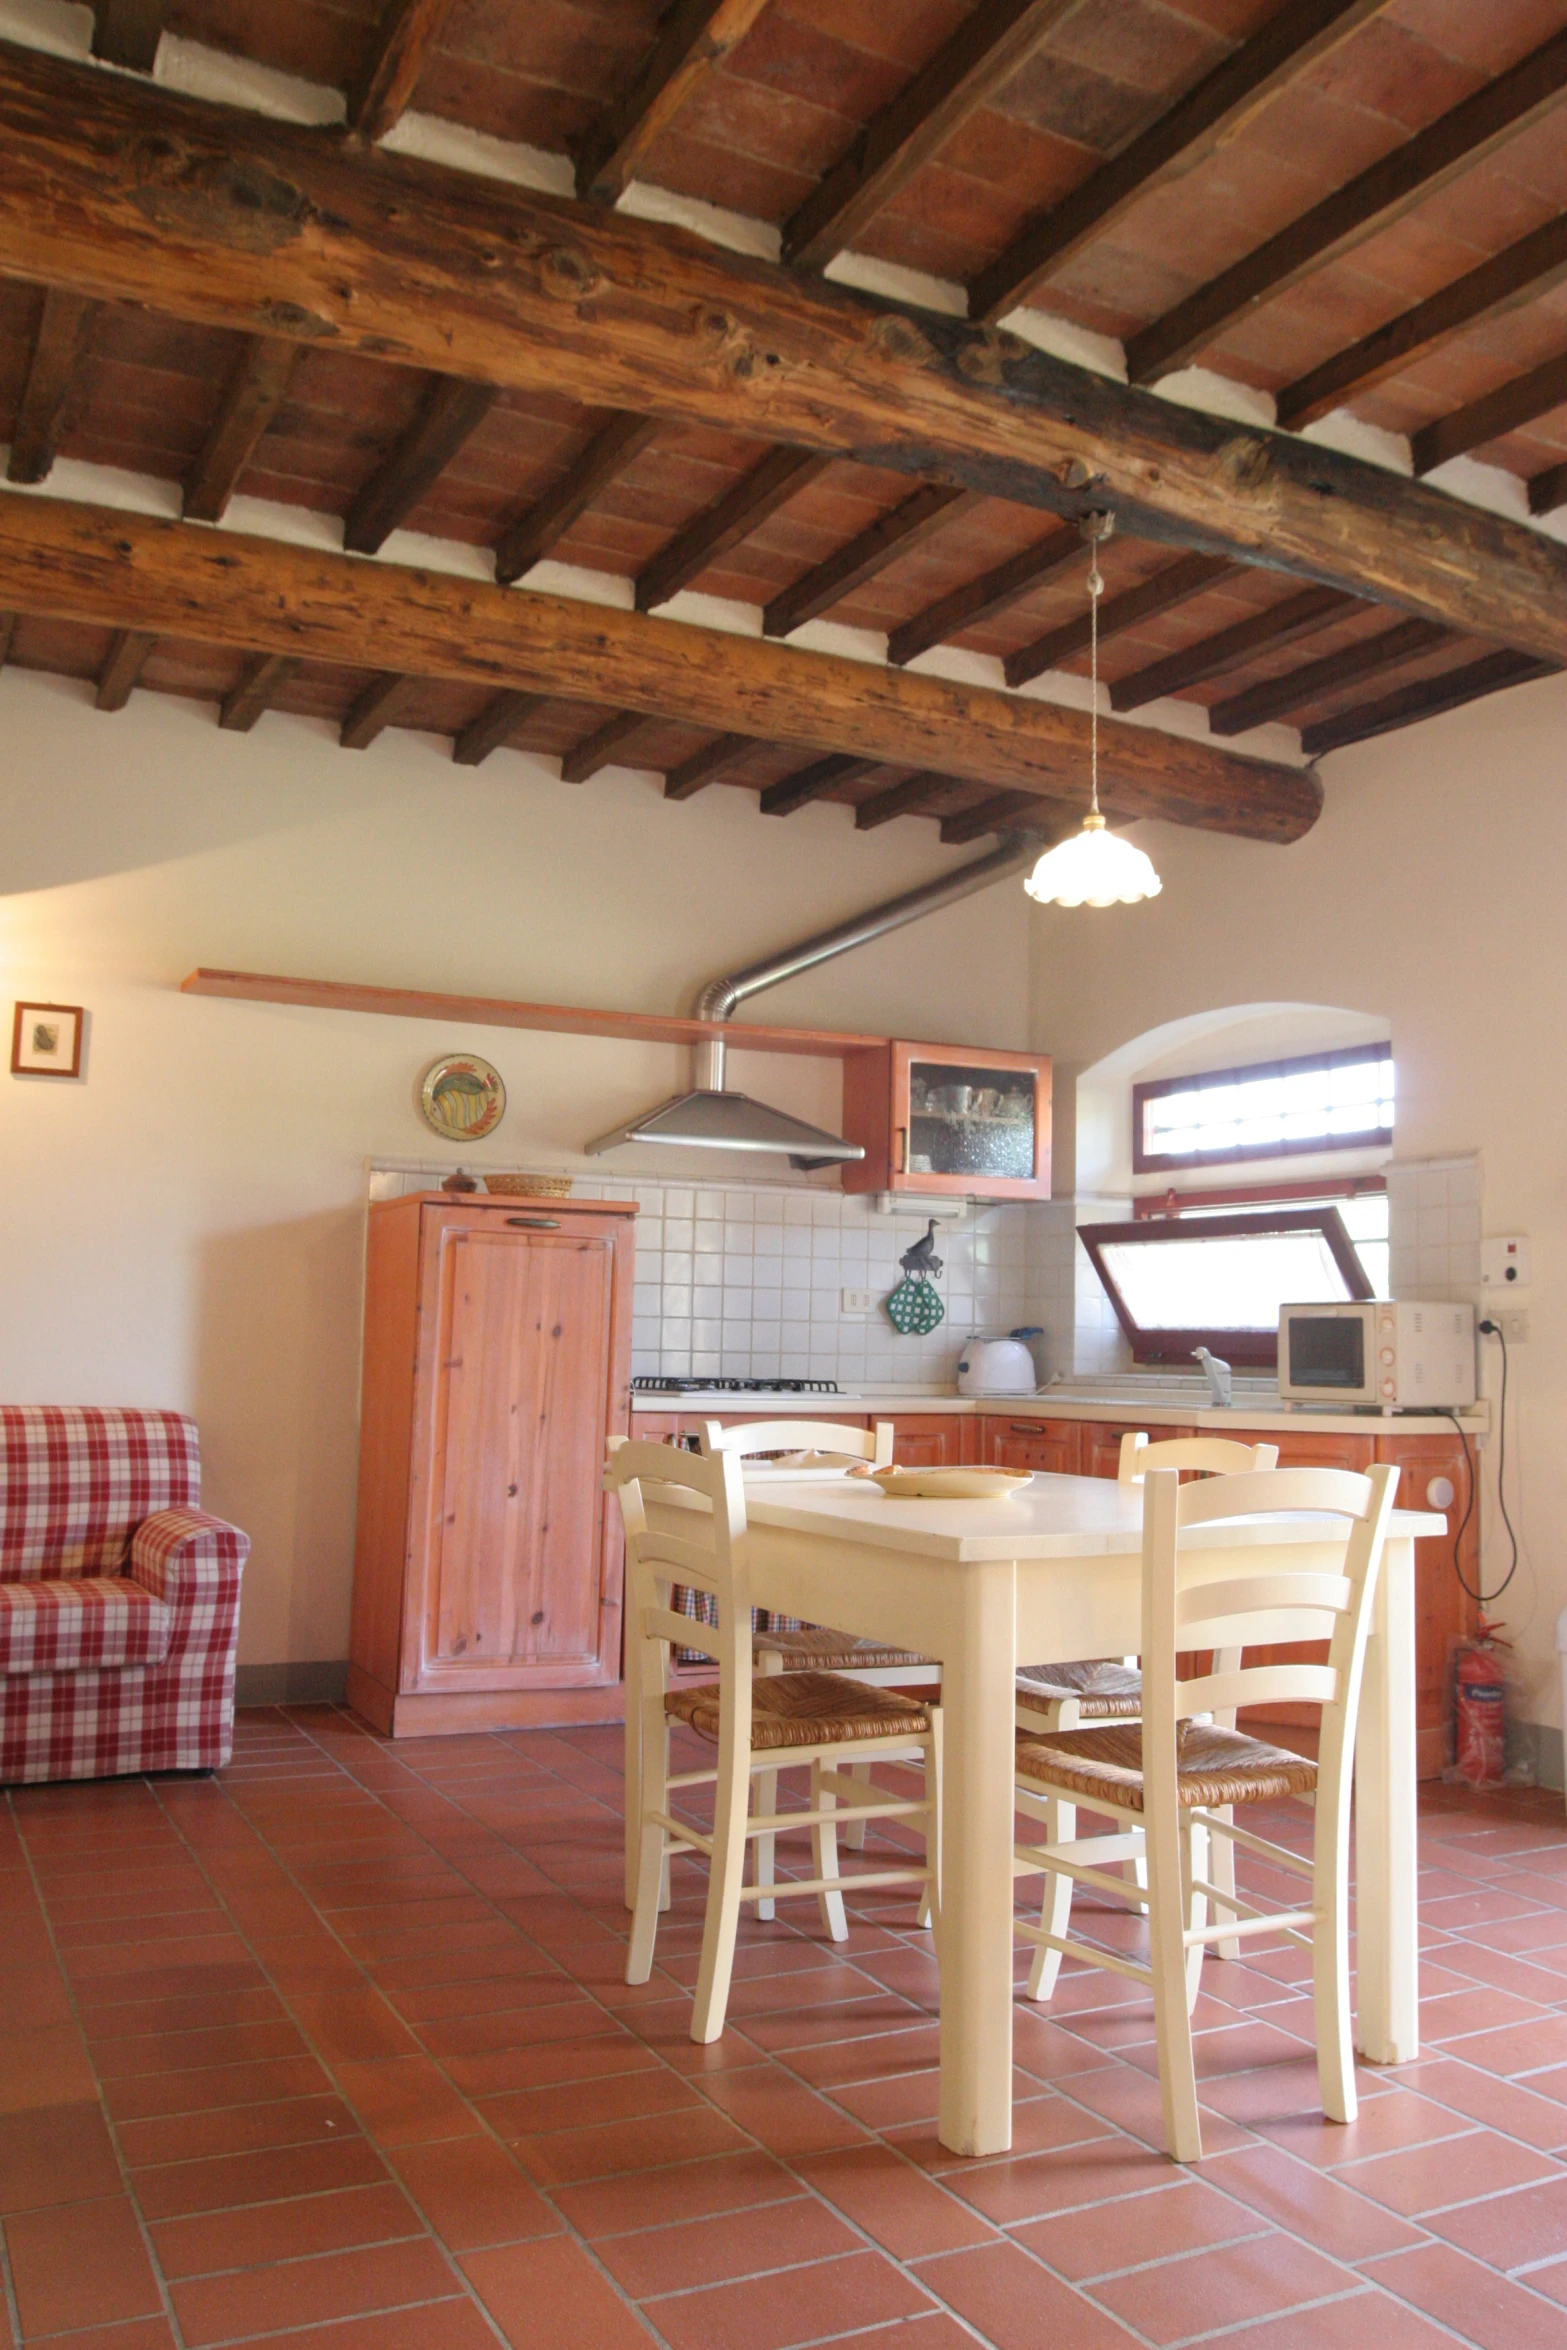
[1086,522,1106,820]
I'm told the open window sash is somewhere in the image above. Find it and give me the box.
[1079,1205,1373,1367]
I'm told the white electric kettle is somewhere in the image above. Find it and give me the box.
[956,1331,1039,1397]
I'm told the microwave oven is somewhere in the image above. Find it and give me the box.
[1277,1300,1476,1410]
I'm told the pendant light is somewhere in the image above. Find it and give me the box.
[1024,514,1162,910]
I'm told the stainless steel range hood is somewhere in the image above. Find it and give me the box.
[584,829,1042,1167]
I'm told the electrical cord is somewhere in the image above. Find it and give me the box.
[1446,1321,1520,1605]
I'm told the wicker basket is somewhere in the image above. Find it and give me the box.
[484,1172,575,1198]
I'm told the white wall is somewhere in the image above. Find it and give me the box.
[0,668,1031,1671]
[1027,666,1567,1743]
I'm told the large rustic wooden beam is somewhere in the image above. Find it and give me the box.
[1,45,1565,661]
[453,690,545,768]
[969,0,1389,325]
[344,377,497,555]
[1302,651,1559,757]
[663,733,752,800]
[1208,617,1449,737]
[0,474,1336,849]
[763,486,973,640]
[220,652,298,733]
[574,0,774,207]
[1006,555,1237,691]
[888,525,1081,669]
[91,0,164,71]
[494,412,658,586]
[635,449,832,612]
[784,0,1080,273]
[1127,28,1567,384]
[347,0,457,144]
[1110,586,1356,713]
[1529,461,1567,519]
[1278,214,1567,431]
[184,337,296,524]
[1411,352,1567,478]
[8,290,97,486]
[96,629,156,712]
[560,711,650,784]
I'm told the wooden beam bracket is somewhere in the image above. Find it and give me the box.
[8,290,97,486]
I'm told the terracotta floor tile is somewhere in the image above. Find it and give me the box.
[1428,2173,1567,2269]
[795,2145,997,2262]
[118,2091,358,2168]
[553,2148,800,2240]
[1014,2174,1265,2281]
[150,2180,425,2279]
[288,1989,423,2064]
[202,2301,501,2350]
[509,2100,753,2188]
[594,2193,861,2298]
[1199,2140,1426,2261]
[0,2020,96,2112]
[1366,2240,1567,2349]
[1338,2129,1559,2217]
[169,2236,462,2346]
[892,2094,1115,2185]
[480,2063,701,2140]
[1257,2088,1476,2168]
[935,2131,1172,2227]
[102,2052,334,2122]
[0,2099,120,2211]
[648,2248,934,2350]
[84,1985,285,2040]
[5,2194,163,2335]
[461,2237,655,2350]
[21,2325,175,2350]
[913,2240,1141,2350]
[1092,2229,1355,2343]
[696,2064,872,2156]
[2,1964,75,2030]
[131,2130,389,2218]
[91,2017,310,2080]
[446,2031,654,2099]
[332,2055,485,2145]
[391,2132,562,2249]
[1448,2014,1567,2079]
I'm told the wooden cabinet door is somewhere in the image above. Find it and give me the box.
[981,1416,1081,1476]
[413,1223,619,1692]
[887,1414,968,1467]
[1376,1428,1479,1779]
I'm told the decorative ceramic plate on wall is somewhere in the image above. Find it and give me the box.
[420,1054,506,1142]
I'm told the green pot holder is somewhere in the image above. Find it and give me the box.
[884,1273,946,1335]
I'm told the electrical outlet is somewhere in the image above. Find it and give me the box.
[1498,1309,1530,1343]
[841,1288,876,1315]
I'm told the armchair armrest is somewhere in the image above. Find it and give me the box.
[130,1508,249,1606]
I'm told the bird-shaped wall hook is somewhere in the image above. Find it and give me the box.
[899,1220,944,1281]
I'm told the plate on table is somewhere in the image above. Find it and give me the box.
[740,1453,856,1481]
[867,1466,1032,1500]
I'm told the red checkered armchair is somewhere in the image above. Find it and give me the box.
[0,1408,249,1784]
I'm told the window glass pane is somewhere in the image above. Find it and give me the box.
[1098,1228,1361,1332]
[1150,1192,1389,1298]
[1141,1049,1393,1164]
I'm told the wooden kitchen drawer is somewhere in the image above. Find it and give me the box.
[980,1415,1081,1476]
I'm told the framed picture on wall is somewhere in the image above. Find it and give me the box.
[11,1002,84,1079]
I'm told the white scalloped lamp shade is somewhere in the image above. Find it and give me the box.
[1023,812,1162,909]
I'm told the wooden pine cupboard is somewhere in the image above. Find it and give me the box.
[347,1193,636,1738]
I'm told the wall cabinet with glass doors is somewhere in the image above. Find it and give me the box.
[841,1041,1052,1200]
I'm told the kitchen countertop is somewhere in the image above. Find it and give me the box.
[630,1384,1489,1438]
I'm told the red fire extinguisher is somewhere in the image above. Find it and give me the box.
[1454,1622,1509,1788]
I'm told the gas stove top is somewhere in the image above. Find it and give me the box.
[630,1376,845,1396]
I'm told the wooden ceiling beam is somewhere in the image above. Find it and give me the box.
[494,412,658,586]
[1208,616,1449,737]
[3,45,1566,663]
[0,478,1337,848]
[1302,651,1560,757]
[344,377,497,555]
[1127,27,1567,384]
[855,772,952,831]
[1109,585,1356,712]
[940,790,1039,845]
[96,628,156,712]
[1411,351,1567,477]
[8,290,97,486]
[762,485,973,640]
[1279,212,1567,430]
[969,0,1388,325]
[347,0,457,144]
[1529,461,1567,518]
[341,672,414,750]
[453,690,546,768]
[888,524,1081,669]
[90,1,164,71]
[635,448,832,612]
[759,754,879,818]
[1005,554,1237,691]
[0,613,14,671]
[664,732,752,800]
[560,710,650,783]
[220,653,298,733]
[784,0,1081,273]
[184,337,296,524]
[574,0,774,206]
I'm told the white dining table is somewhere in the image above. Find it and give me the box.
[637,1468,1440,2159]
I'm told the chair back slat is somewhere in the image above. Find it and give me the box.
[1174,1465,1373,1528]
[699,1418,894,1468]
[1119,1432,1279,1483]
[643,1605,718,1659]
[1182,1664,1339,1716]
[1177,1572,1352,1628]
[606,1438,754,1753]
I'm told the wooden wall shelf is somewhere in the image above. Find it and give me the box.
[180,968,889,1060]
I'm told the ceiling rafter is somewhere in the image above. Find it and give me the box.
[1278,212,1567,430]
[855,773,954,831]
[560,710,651,783]
[762,485,975,640]
[968,0,1390,325]
[635,448,832,613]
[1411,350,1567,477]
[887,525,1081,669]
[574,0,774,206]
[940,790,1038,844]
[90,1,164,71]
[664,733,752,800]
[344,377,497,556]
[96,628,156,712]
[0,613,15,671]
[493,412,658,587]
[1302,650,1560,756]
[7,289,97,487]
[759,753,879,817]
[341,672,415,750]
[347,0,457,144]
[3,44,1565,661]
[1109,586,1356,713]
[1005,554,1237,692]
[453,690,546,768]
[1125,26,1567,385]
[220,653,298,733]
[783,0,1081,274]
[184,337,296,525]
[1529,461,1567,518]
[1207,616,1450,737]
